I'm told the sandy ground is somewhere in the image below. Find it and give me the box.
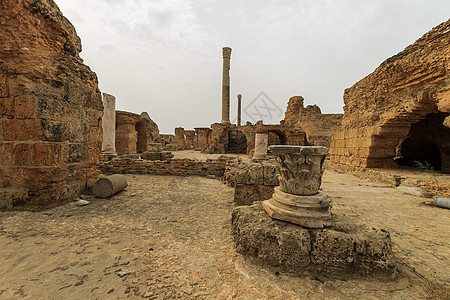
[0,171,449,299]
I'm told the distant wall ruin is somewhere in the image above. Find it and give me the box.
[330,20,450,173]
[115,110,160,154]
[0,0,103,209]
[284,96,343,147]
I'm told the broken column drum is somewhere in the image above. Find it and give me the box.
[263,145,331,228]
[221,47,232,124]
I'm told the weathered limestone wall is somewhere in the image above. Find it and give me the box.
[284,96,343,147]
[115,110,159,154]
[0,0,103,209]
[205,121,306,154]
[98,158,226,177]
[330,20,450,172]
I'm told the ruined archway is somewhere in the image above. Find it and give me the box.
[394,113,450,172]
[227,131,247,154]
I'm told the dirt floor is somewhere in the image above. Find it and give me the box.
[0,170,449,299]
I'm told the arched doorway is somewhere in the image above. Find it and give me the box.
[135,122,148,153]
[395,113,449,171]
[227,131,247,154]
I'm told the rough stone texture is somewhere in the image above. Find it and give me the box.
[0,0,103,209]
[232,203,396,276]
[92,174,128,198]
[233,161,279,205]
[101,93,116,154]
[330,20,450,173]
[141,150,174,161]
[173,127,185,149]
[98,158,226,177]
[284,96,343,147]
[115,110,160,154]
[205,121,306,154]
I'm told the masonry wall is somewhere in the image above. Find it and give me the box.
[330,20,450,172]
[98,158,226,177]
[284,96,343,147]
[0,0,103,209]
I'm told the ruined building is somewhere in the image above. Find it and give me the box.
[330,20,450,173]
[0,0,103,209]
[283,96,343,147]
[115,110,159,155]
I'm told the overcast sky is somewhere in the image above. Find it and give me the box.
[55,0,449,134]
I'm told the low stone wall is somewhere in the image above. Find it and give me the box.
[98,158,226,177]
[233,161,279,205]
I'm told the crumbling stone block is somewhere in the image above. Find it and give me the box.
[232,203,396,276]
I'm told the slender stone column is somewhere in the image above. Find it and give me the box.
[237,94,242,126]
[263,145,331,228]
[101,93,117,155]
[221,47,232,124]
[252,133,268,160]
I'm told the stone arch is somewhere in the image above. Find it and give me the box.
[366,94,450,172]
[227,130,247,154]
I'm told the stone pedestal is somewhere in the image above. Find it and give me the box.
[263,187,331,228]
[263,145,331,228]
[252,133,268,160]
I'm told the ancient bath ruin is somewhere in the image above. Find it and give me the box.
[0,0,449,299]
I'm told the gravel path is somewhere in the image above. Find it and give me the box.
[0,172,448,299]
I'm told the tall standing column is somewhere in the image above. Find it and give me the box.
[237,94,242,126]
[221,47,232,124]
[101,93,117,155]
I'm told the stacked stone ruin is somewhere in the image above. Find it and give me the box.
[330,20,450,173]
[0,0,103,209]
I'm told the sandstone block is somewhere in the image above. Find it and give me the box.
[234,184,275,205]
[0,142,14,166]
[310,226,395,276]
[232,203,311,270]
[235,163,263,185]
[232,203,396,276]
[14,97,37,119]
[0,98,14,118]
[0,74,7,98]
[3,119,41,141]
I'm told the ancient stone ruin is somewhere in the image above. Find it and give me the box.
[330,20,450,173]
[232,145,395,276]
[0,0,103,209]
[115,110,159,155]
[263,145,332,228]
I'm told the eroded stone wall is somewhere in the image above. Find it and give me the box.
[98,158,226,177]
[284,96,343,147]
[330,20,450,172]
[115,110,160,154]
[0,0,103,209]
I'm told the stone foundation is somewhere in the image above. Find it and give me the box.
[233,161,279,205]
[232,203,396,277]
[98,158,226,177]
